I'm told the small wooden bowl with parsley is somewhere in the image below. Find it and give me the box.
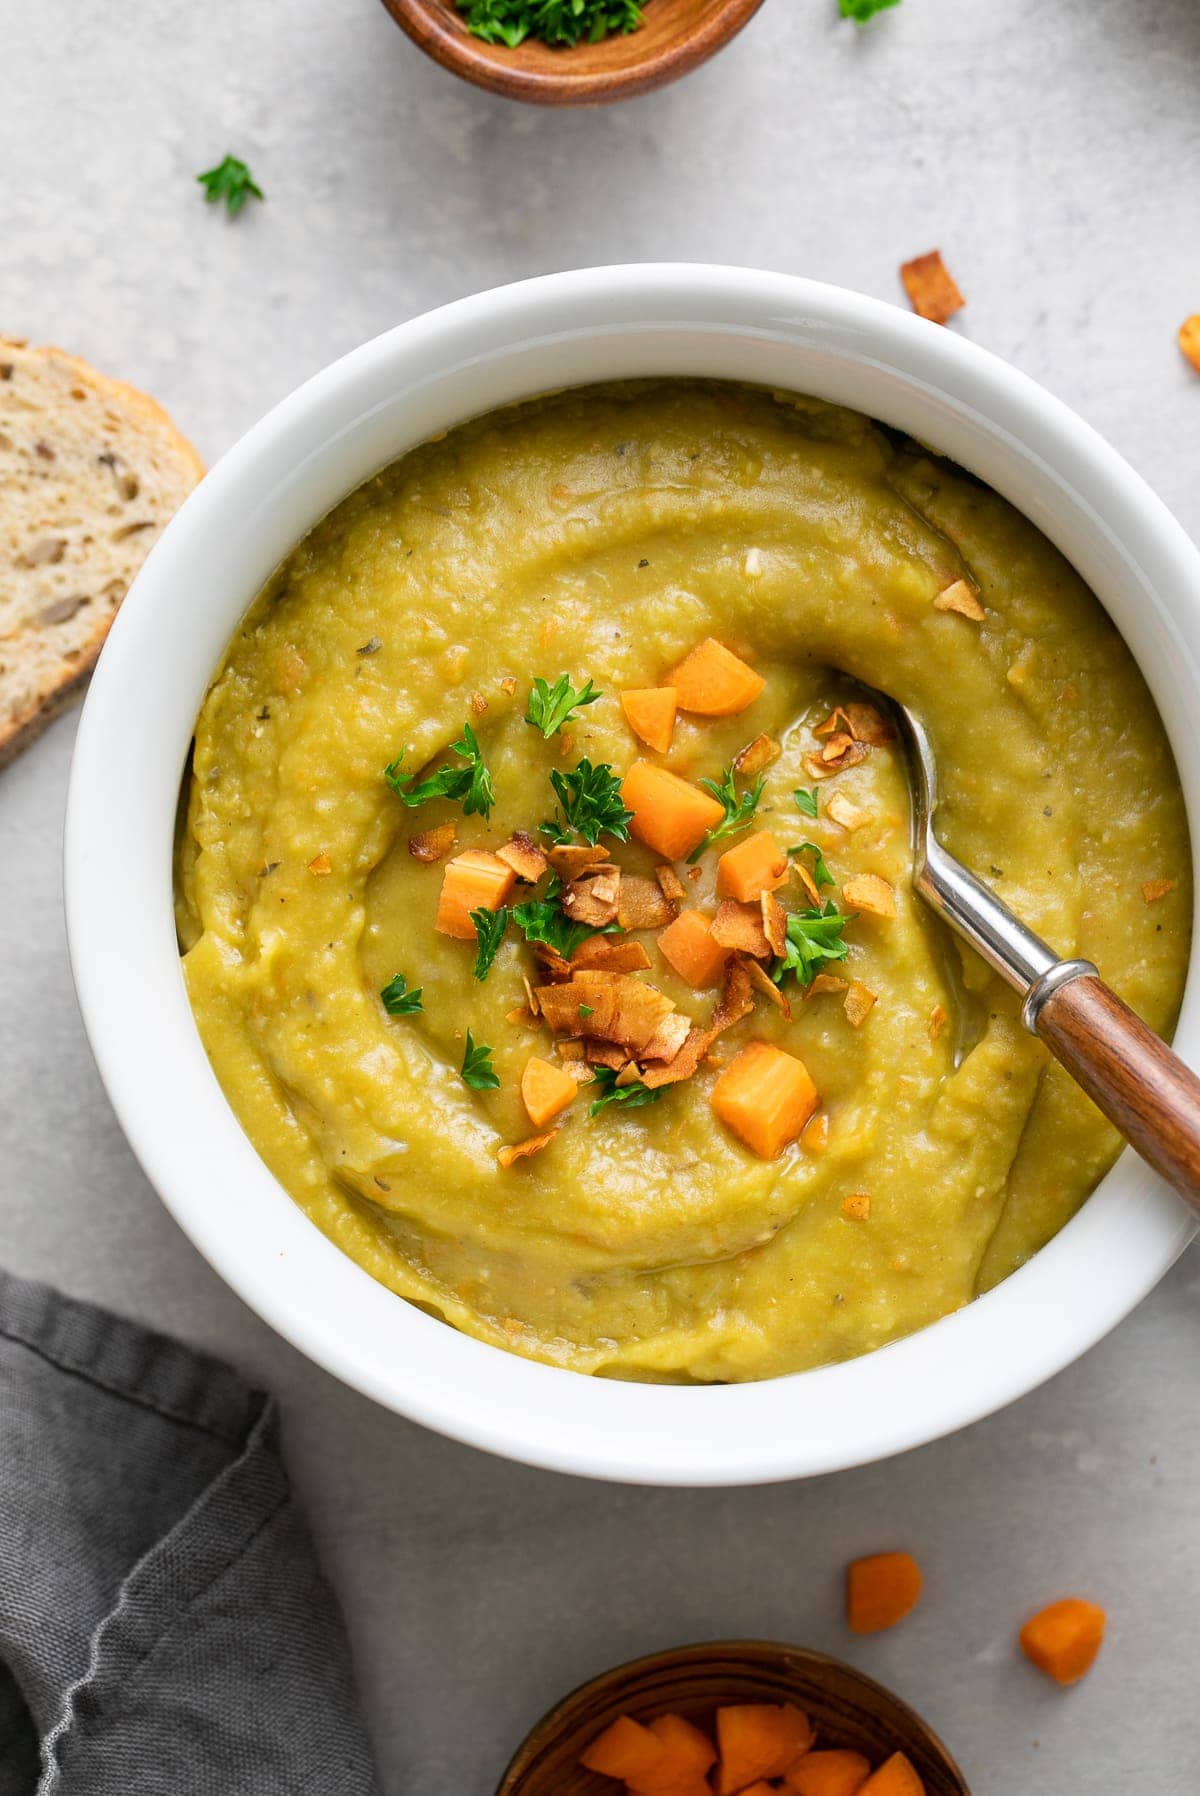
[380,0,766,105]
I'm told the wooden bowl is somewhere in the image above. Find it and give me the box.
[379,0,767,106]
[497,1640,972,1795]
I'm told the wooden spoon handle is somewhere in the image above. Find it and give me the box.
[1035,973,1200,1210]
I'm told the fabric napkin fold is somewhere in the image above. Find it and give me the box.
[0,1268,382,1795]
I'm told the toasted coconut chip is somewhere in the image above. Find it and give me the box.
[713,957,755,1033]
[617,874,674,932]
[523,974,541,1017]
[614,1062,642,1087]
[843,873,897,919]
[562,870,621,927]
[470,691,489,717]
[497,1129,558,1170]
[408,821,458,864]
[844,702,893,745]
[499,675,518,695]
[505,1005,538,1027]
[546,843,611,879]
[826,791,869,832]
[687,865,704,881]
[655,864,686,911]
[743,953,792,1020]
[934,579,986,621]
[900,249,966,325]
[814,706,852,740]
[640,1025,716,1089]
[929,1002,949,1041]
[1142,877,1177,904]
[761,890,788,958]
[537,971,675,1055]
[806,741,870,780]
[841,1191,872,1221]
[809,973,850,996]
[640,1012,693,1064]
[844,980,877,1027]
[307,853,332,876]
[585,1040,627,1070]
[734,733,781,777]
[496,831,548,883]
[532,943,573,982]
[1180,316,1200,375]
[792,860,822,907]
[711,899,772,960]
[820,730,859,765]
[557,1038,586,1063]
[571,936,653,974]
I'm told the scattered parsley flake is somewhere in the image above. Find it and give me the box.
[838,0,901,21]
[773,902,850,989]
[196,155,264,217]
[793,786,820,820]
[578,1003,594,1017]
[525,674,602,739]
[688,765,765,863]
[461,1030,500,1091]
[588,1066,664,1117]
[380,973,423,1016]
[789,841,835,889]
[456,0,644,49]
[470,907,509,981]
[540,758,632,847]
[513,877,610,959]
[384,719,495,820]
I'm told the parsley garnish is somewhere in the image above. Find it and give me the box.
[789,842,835,889]
[588,1066,664,1117]
[512,877,604,958]
[688,765,765,863]
[384,720,495,820]
[525,674,602,739]
[380,973,423,1016]
[773,903,850,988]
[578,1003,594,1018]
[461,1030,500,1091]
[540,758,632,847]
[794,787,820,820]
[470,907,509,981]
[456,0,644,49]
[196,155,264,217]
[838,0,901,20]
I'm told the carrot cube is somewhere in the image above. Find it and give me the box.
[622,760,725,861]
[1019,1597,1107,1685]
[670,637,765,716]
[434,849,515,940]
[715,1702,814,1793]
[657,908,730,989]
[847,1551,923,1635]
[711,1042,819,1159]
[647,1714,717,1778]
[716,830,789,902]
[857,1753,925,1796]
[580,1716,666,1784]
[520,1056,577,1129]
[786,1749,872,1796]
[621,686,678,754]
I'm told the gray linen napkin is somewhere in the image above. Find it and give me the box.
[0,1269,382,1795]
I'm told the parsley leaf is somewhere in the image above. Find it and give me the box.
[461,1030,500,1091]
[470,907,509,981]
[688,765,765,863]
[525,674,602,739]
[793,786,820,820]
[588,1066,665,1117]
[456,0,644,49]
[789,841,835,889]
[838,0,901,20]
[380,973,423,1016]
[196,155,264,217]
[540,758,632,847]
[384,719,495,820]
[773,902,850,989]
[512,878,597,959]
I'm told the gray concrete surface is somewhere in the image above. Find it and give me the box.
[3,0,1200,1789]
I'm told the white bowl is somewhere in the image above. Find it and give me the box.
[64,266,1200,1486]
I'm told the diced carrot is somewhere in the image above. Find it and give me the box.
[520,1056,577,1128]
[847,1552,923,1634]
[647,1715,717,1778]
[1019,1597,1107,1685]
[857,1752,925,1796]
[737,1784,779,1796]
[580,1716,666,1784]
[434,849,515,940]
[623,760,725,861]
[716,830,789,902]
[670,637,765,716]
[715,1702,814,1794]
[657,908,730,989]
[621,686,678,754]
[711,1042,818,1159]
[786,1751,872,1796]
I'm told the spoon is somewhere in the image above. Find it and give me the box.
[871,690,1200,1211]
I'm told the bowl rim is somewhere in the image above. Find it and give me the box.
[378,0,768,106]
[64,264,1200,1486]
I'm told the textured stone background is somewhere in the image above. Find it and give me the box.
[2,1,1199,1790]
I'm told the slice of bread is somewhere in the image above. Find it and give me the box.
[0,338,204,769]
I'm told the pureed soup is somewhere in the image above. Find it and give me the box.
[175,382,1190,1383]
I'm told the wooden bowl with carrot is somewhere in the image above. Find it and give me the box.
[497,1641,971,1796]
[378,0,767,106]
